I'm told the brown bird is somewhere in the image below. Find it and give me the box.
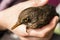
[11,4,59,30]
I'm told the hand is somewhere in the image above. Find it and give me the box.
[19,16,59,40]
[0,0,58,40]
[28,16,59,37]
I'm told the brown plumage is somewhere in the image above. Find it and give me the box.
[11,4,59,30]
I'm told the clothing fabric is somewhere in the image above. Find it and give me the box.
[48,0,60,7]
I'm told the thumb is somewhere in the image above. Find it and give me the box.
[29,0,48,7]
[1,0,48,13]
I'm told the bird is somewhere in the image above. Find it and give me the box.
[11,4,59,30]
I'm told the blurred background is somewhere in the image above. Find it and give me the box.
[0,0,60,40]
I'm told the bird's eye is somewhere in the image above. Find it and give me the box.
[22,18,28,23]
[24,18,28,22]
[24,17,31,23]
[21,17,31,24]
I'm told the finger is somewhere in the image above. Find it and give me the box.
[42,16,59,31]
[28,16,59,37]
[29,0,48,7]
[2,0,48,13]
[11,24,28,37]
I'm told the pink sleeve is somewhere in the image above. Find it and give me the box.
[48,0,60,7]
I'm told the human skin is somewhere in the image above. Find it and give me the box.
[0,0,59,40]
